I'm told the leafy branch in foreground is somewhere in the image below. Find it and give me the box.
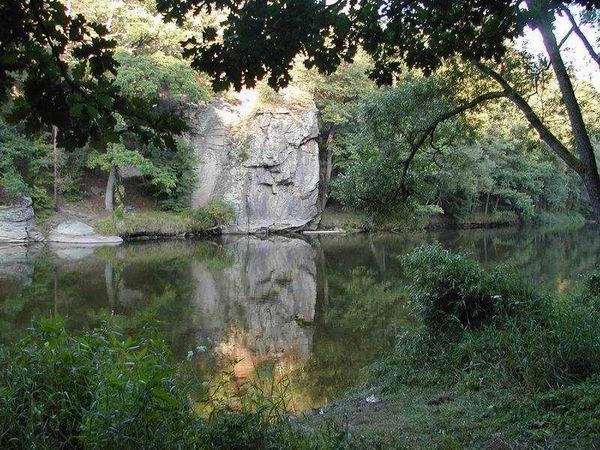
[0,0,185,152]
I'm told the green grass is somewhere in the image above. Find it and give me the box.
[319,207,363,231]
[95,200,236,238]
[320,206,521,232]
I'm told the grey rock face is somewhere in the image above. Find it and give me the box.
[0,197,44,243]
[48,221,123,245]
[190,236,317,373]
[189,94,321,233]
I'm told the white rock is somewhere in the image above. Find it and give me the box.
[48,221,123,245]
[188,94,321,233]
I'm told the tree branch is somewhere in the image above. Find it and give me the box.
[376,90,509,208]
[474,61,585,174]
[561,6,600,69]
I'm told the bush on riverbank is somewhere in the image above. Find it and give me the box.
[364,244,600,446]
[95,200,236,238]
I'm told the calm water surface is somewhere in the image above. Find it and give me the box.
[1,225,599,410]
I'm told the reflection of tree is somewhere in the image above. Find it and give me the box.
[0,241,233,353]
[4,225,600,411]
[319,225,600,294]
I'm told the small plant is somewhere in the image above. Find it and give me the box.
[0,317,195,449]
[190,200,236,230]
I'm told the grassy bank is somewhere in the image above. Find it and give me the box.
[320,206,521,232]
[317,244,600,447]
[95,201,236,239]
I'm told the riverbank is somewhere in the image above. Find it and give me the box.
[8,194,587,242]
[319,206,521,232]
[306,244,600,447]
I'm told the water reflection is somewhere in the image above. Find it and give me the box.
[1,225,600,409]
[189,236,317,379]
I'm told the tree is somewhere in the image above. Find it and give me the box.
[0,0,185,170]
[68,0,213,211]
[157,0,600,218]
[291,53,376,209]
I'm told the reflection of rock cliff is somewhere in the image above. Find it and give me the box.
[190,236,317,376]
[189,91,321,233]
[0,244,38,284]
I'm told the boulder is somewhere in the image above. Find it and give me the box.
[0,197,44,243]
[48,221,123,245]
[189,91,321,233]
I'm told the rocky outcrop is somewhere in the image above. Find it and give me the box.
[189,91,321,233]
[48,221,123,245]
[0,197,44,243]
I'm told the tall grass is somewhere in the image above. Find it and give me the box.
[95,200,236,238]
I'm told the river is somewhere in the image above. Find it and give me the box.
[1,225,599,411]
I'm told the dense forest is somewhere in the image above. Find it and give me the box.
[1,0,599,231]
[2,1,600,448]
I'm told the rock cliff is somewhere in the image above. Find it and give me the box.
[188,91,321,233]
[0,197,44,243]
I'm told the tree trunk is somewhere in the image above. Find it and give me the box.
[530,0,600,218]
[584,172,600,219]
[105,165,118,212]
[52,125,59,211]
[319,130,334,211]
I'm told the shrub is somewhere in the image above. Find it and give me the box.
[0,317,195,449]
[190,200,237,229]
[578,271,600,311]
[402,243,548,332]
[402,244,496,331]
[0,118,52,210]
[584,273,600,297]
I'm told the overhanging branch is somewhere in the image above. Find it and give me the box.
[358,89,510,208]
[561,6,600,69]
[474,61,585,174]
